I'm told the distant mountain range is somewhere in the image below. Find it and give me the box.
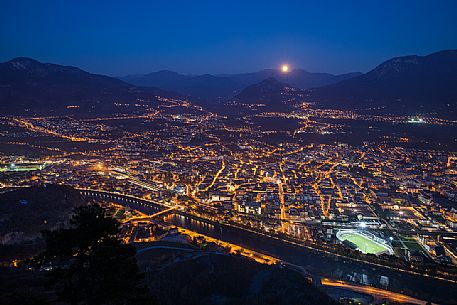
[120,69,361,101]
[0,57,172,114]
[305,50,457,116]
[1,50,457,117]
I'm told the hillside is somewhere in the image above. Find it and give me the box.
[0,247,341,305]
[0,185,84,262]
[141,252,339,305]
[0,57,173,115]
[305,50,457,117]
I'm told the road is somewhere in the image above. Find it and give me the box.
[321,278,434,305]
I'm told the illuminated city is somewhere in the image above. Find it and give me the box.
[1,1,457,305]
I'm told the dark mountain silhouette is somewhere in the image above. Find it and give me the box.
[226,77,304,112]
[305,50,457,117]
[0,185,84,263]
[122,70,240,102]
[120,69,360,101]
[142,253,339,305]
[221,69,361,90]
[0,57,173,114]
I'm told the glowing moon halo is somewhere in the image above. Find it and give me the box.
[281,64,289,73]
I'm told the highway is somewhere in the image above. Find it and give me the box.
[321,278,434,305]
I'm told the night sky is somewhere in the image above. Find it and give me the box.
[1,0,457,75]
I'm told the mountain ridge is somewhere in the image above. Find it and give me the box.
[0,57,175,115]
[305,50,457,117]
[120,68,361,101]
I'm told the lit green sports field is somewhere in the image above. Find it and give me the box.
[0,164,44,172]
[338,232,388,255]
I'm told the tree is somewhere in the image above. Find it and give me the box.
[35,204,155,305]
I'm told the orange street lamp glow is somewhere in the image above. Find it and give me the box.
[281,64,289,73]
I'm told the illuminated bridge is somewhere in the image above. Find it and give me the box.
[78,189,167,215]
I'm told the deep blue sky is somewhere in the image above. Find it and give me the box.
[1,0,457,76]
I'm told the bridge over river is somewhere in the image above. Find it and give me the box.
[79,188,167,213]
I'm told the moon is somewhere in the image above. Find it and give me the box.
[281,64,289,73]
